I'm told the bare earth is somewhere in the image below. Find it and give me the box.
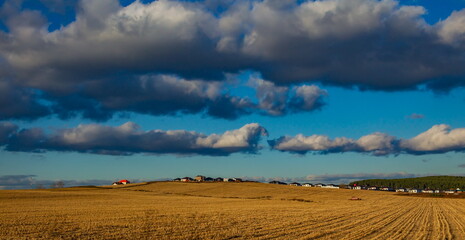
[1,182,465,239]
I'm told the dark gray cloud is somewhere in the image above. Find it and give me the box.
[41,75,326,121]
[0,80,51,120]
[2,121,268,156]
[0,121,18,144]
[249,77,327,116]
[407,113,425,119]
[270,124,465,156]
[0,0,464,120]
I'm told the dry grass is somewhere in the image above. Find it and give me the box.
[1,182,465,239]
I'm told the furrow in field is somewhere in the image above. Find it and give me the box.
[248,205,370,239]
[363,198,426,240]
[433,201,453,240]
[415,201,434,240]
[322,199,420,240]
[439,199,465,239]
[289,200,406,239]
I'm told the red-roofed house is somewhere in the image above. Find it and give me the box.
[119,179,130,185]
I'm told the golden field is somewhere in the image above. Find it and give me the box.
[1,182,465,239]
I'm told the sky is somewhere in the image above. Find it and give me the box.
[1,0,465,189]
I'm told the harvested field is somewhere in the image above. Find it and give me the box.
[1,182,465,239]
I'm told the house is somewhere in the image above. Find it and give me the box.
[444,190,455,194]
[232,178,242,182]
[380,187,393,191]
[181,177,193,182]
[302,183,314,187]
[195,175,206,182]
[434,190,440,193]
[288,182,301,186]
[422,190,434,193]
[367,186,377,190]
[173,178,181,182]
[396,188,406,192]
[119,179,130,185]
[408,189,419,193]
[352,186,362,190]
[315,183,326,187]
[322,184,339,189]
[223,178,235,182]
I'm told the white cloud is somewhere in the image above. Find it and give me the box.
[3,121,268,156]
[270,124,465,155]
[400,124,465,154]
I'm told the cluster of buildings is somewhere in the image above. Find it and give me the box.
[269,181,340,189]
[173,175,243,182]
[270,181,464,194]
[348,185,463,194]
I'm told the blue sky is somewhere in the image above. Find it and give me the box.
[1,0,465,188]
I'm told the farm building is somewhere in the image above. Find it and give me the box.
[113,179,130,185]
[195,175,206,182]
[288,182,301,186]
[181,177,193,182]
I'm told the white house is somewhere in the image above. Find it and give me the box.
[408,189,419,193]
[396,189,406,192]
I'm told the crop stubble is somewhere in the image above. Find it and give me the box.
[1,182,465,239]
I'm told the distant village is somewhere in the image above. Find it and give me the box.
[173,175,243,182]
[268,181,464,194]
[113,175,464,194]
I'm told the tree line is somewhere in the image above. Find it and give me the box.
[350,176,465,190]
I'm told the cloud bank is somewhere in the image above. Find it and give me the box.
[1,122,268,156]
[3,122,465,156]
[1,0,465,120]
[269,124,465,155]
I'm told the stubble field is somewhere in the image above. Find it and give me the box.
[1,182,465,239]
